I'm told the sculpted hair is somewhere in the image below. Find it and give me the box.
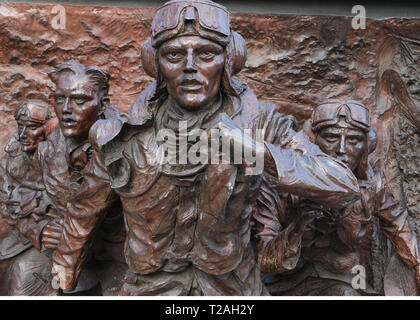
[49,60,111,98]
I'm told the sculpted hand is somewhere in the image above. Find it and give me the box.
[299,201,325,224]
[297,200,338,235]
[205,113,265,172]
[41,219,63,249]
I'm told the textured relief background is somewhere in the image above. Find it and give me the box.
[0,3,418,243]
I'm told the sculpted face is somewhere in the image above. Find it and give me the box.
[315,118,367,172]
[54,70,101,139]
[158,35,225,110]
[17,119,44,153]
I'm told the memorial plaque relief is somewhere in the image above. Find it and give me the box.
[0,0,418,296]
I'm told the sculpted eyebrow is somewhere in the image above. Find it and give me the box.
[196,44,223,52]
[70,93,92,98]
[347,133,364,138]
[346,129,365,136]
[160,46,184,53]
[323,128,341,134]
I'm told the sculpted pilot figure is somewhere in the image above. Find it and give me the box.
[0,100,57,295]
[37,60,126,295]
[50,0,360,295]
[260,100,420,295]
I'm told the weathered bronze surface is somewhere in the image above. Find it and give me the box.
[43,60,127,295]
[0,100,57,295]
[48,0,359,295]
[260,100,419,295]
[0,0,418,296]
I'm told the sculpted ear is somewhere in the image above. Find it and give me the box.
[141,38,157,78]
[368,128,377,154]
[100,96,110,115]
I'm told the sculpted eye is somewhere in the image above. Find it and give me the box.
[324,136,339,143]
[348,137,362,145]
[75,98,88,105]
[165,51,183,61]
[199,51,216,60]
[55,96,65,104]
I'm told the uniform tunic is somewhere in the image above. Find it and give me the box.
[52,80,360,295]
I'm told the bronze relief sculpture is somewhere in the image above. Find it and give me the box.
[0,100,57,295]
[261,100,419,295]
[37,60,126,295]
[0,0,418,297]
[312,100,419,295]
[49,0,360,296]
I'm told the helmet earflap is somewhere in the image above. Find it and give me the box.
[221,31,247,96]
[141,37,157,78]
[228,31,247,76]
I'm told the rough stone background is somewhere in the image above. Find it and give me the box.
[0,3,418,242]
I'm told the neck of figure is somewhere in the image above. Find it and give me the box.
[64,133,89,155]
[163,92,223,132]
[22,148,35,158]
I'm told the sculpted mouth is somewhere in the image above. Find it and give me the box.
[62,118,77,127]
[180,79,203,91]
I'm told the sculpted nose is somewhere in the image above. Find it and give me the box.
[184,52,197,73]
[337,135,346,155]
[19,127,27,140]
[63,97,71,114]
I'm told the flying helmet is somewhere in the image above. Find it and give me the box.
[312,99,376,179]
[141,0,247,96]
[312,100,371,133]
[14,100,52,125]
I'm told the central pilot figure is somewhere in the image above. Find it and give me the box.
[51,0,360,295]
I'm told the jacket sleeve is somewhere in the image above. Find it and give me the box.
[50,101,136,291]
[0,152,52,251]
[253,175,306,274]
[253,107,360,274]
[4,210,51,251]
[376,181,419,268]
[51,147,118,291]
[259,107,360,210]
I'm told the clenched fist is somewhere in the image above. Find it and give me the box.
[41,219,63,249]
